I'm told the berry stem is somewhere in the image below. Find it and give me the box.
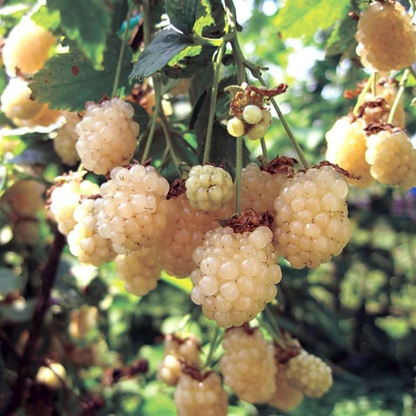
[203,42,227,164]
[141,85,160,163]
[159,103,182,176]
[353,73,374,116]
[235,136,243,213]
[260,137,269,162]
[255,73,310,169]
[372,71,378,98]
[111,3,134,98]
[387,69,409,125]
[264,306,287,349]
[203,326,221,369]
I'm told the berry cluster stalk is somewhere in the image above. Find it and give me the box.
[111,4,135,98]
[203,43,227,164]
[387,69,409,125]
[353,73,374,115]
[203,326,222,369]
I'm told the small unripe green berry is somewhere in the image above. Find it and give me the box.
[227,117,245,137]
[246,121,269,140]
[242,104,263,125]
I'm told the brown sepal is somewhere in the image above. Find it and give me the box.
[165,333,202,350]
[274,336,302,364]
[225,209,274,234]
[246,83,288,98]
[364,122,396,136]
[260,155,297,177]
[226,322,256,335]
[348,11,359,21]
[356,98,387,119]
[181,364,212,382]
[315,161,361,180]
[167,178,186,199]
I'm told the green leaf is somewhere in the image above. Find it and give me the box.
[274,0,350,41]
[10,140,60,165]
[130,29,195,79]
[165,0,200,34]
[29,37,133,111]
[193,0,225,37]
[110,0,129,33]
[0,268,21,296]
[31,6,61,31]
[48,0,112,68]
[130,103,150,133]
[325,15,358,57]
[165,0,225,37]
[164,44,215,79]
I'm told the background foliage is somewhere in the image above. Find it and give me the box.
[0,0,415,415]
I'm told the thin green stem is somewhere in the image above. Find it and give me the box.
[160,108,182,176]
[264,306,287,349]
[203,42,227,164]
[258,318,286,349]
[235,136,243,213]
[112,4,134,98]
[260,137,268,161]
[142,0,151,46]
[255,74,309,169]
[353,73,374,115]
[372,71,378,98]
[410,0,416,17]
[203,326,221,369]
[387,69,409,125]
[156,147,170,174]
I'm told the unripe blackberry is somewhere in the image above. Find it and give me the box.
[95,165,169,254]
[245,109,272,140]
[356,1,416,71]
[191,225,281,328]
[286,350,332,398]
[3,180,45,217]
[274,165,351,269]
[3,16,56,76]
[69,305,98,340]
[227,117,245,137]
[325,117,373,188]
[365,129,416,190]
[1,78,45,121]
[174,371,228,416]
[160,194,233,278]
[241,163,289,214]
[49,176,99,236]
[267,363,304,411]
[54,112,81,165]
[36,363,66,390]
[75,98,139,175]
[67,198,115,266]
[12,218,39,245]
[185,165,234,211]
[157,335,201,385]
[242,104,263,125]
[115,247,161,296]
[220,326,276,403]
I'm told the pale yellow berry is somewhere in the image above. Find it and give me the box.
[2,180,45,217]
[95,165,170,253]
[3,16,56,76]
[274,166,351,269]
[185,165,234,211]
[116,247,161,296]
[267,363,304,411]
[67,199,115,266]
[76,98,139,175]
[242,104,263,125]
[36,363,66,389]
[54,112,81,165]
[174,371,228,416]
[160,194,233,278]
[220,327,277,403]
[191,226,281,328]
[325,117,373,188]
[1,78,45,121]
[365,129,416,190]
[286,350,332,398]
[227,117,245,137]
[356,1,416,71]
